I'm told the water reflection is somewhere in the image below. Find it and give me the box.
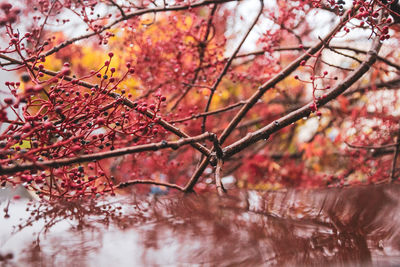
[1,185,400,266]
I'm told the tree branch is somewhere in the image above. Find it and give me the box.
[117,180,184,191]
[215,158,225,196]
[0,132,215,175]
[345,142,399,150]
[170,100,248,123]
[184,8,356,192]
[0,54,211,158]
[223,32,382,159]
[108,0,127,19]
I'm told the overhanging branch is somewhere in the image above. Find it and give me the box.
[0,132,215,175]
[223,34,382,158]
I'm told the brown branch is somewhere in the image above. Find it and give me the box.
[181,82,214,89]
[0,132,215,175]
[219,10,355,146]
[117,180,184,191]
[212,134,223,159]
[183,8,355,192]
[345,142,399,150]
[222,31,382,159]
[215,158,225,196]
[319,57,355,71]
[324,43,363,64]
[108,0,127,19]
[343,77,400,96]
[171,101,247,123]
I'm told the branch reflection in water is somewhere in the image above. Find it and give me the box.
[1,185,400,266]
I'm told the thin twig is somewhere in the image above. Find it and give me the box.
[108,0,127,18]
[170,100,247,123]
[344,77,400,96]
[215,158,226,196]
[201,0,264,133]
[117,180,184,191]
[345,142,399,150]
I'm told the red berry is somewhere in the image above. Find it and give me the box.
[1,3,12,11]
[4,98,13,105]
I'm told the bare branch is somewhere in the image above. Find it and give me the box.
[108,0,127,19]
[170,100,248,124]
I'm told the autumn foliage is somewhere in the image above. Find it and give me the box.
[0,0,399,199]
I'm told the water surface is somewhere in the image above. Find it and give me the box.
[1,185,400,266]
